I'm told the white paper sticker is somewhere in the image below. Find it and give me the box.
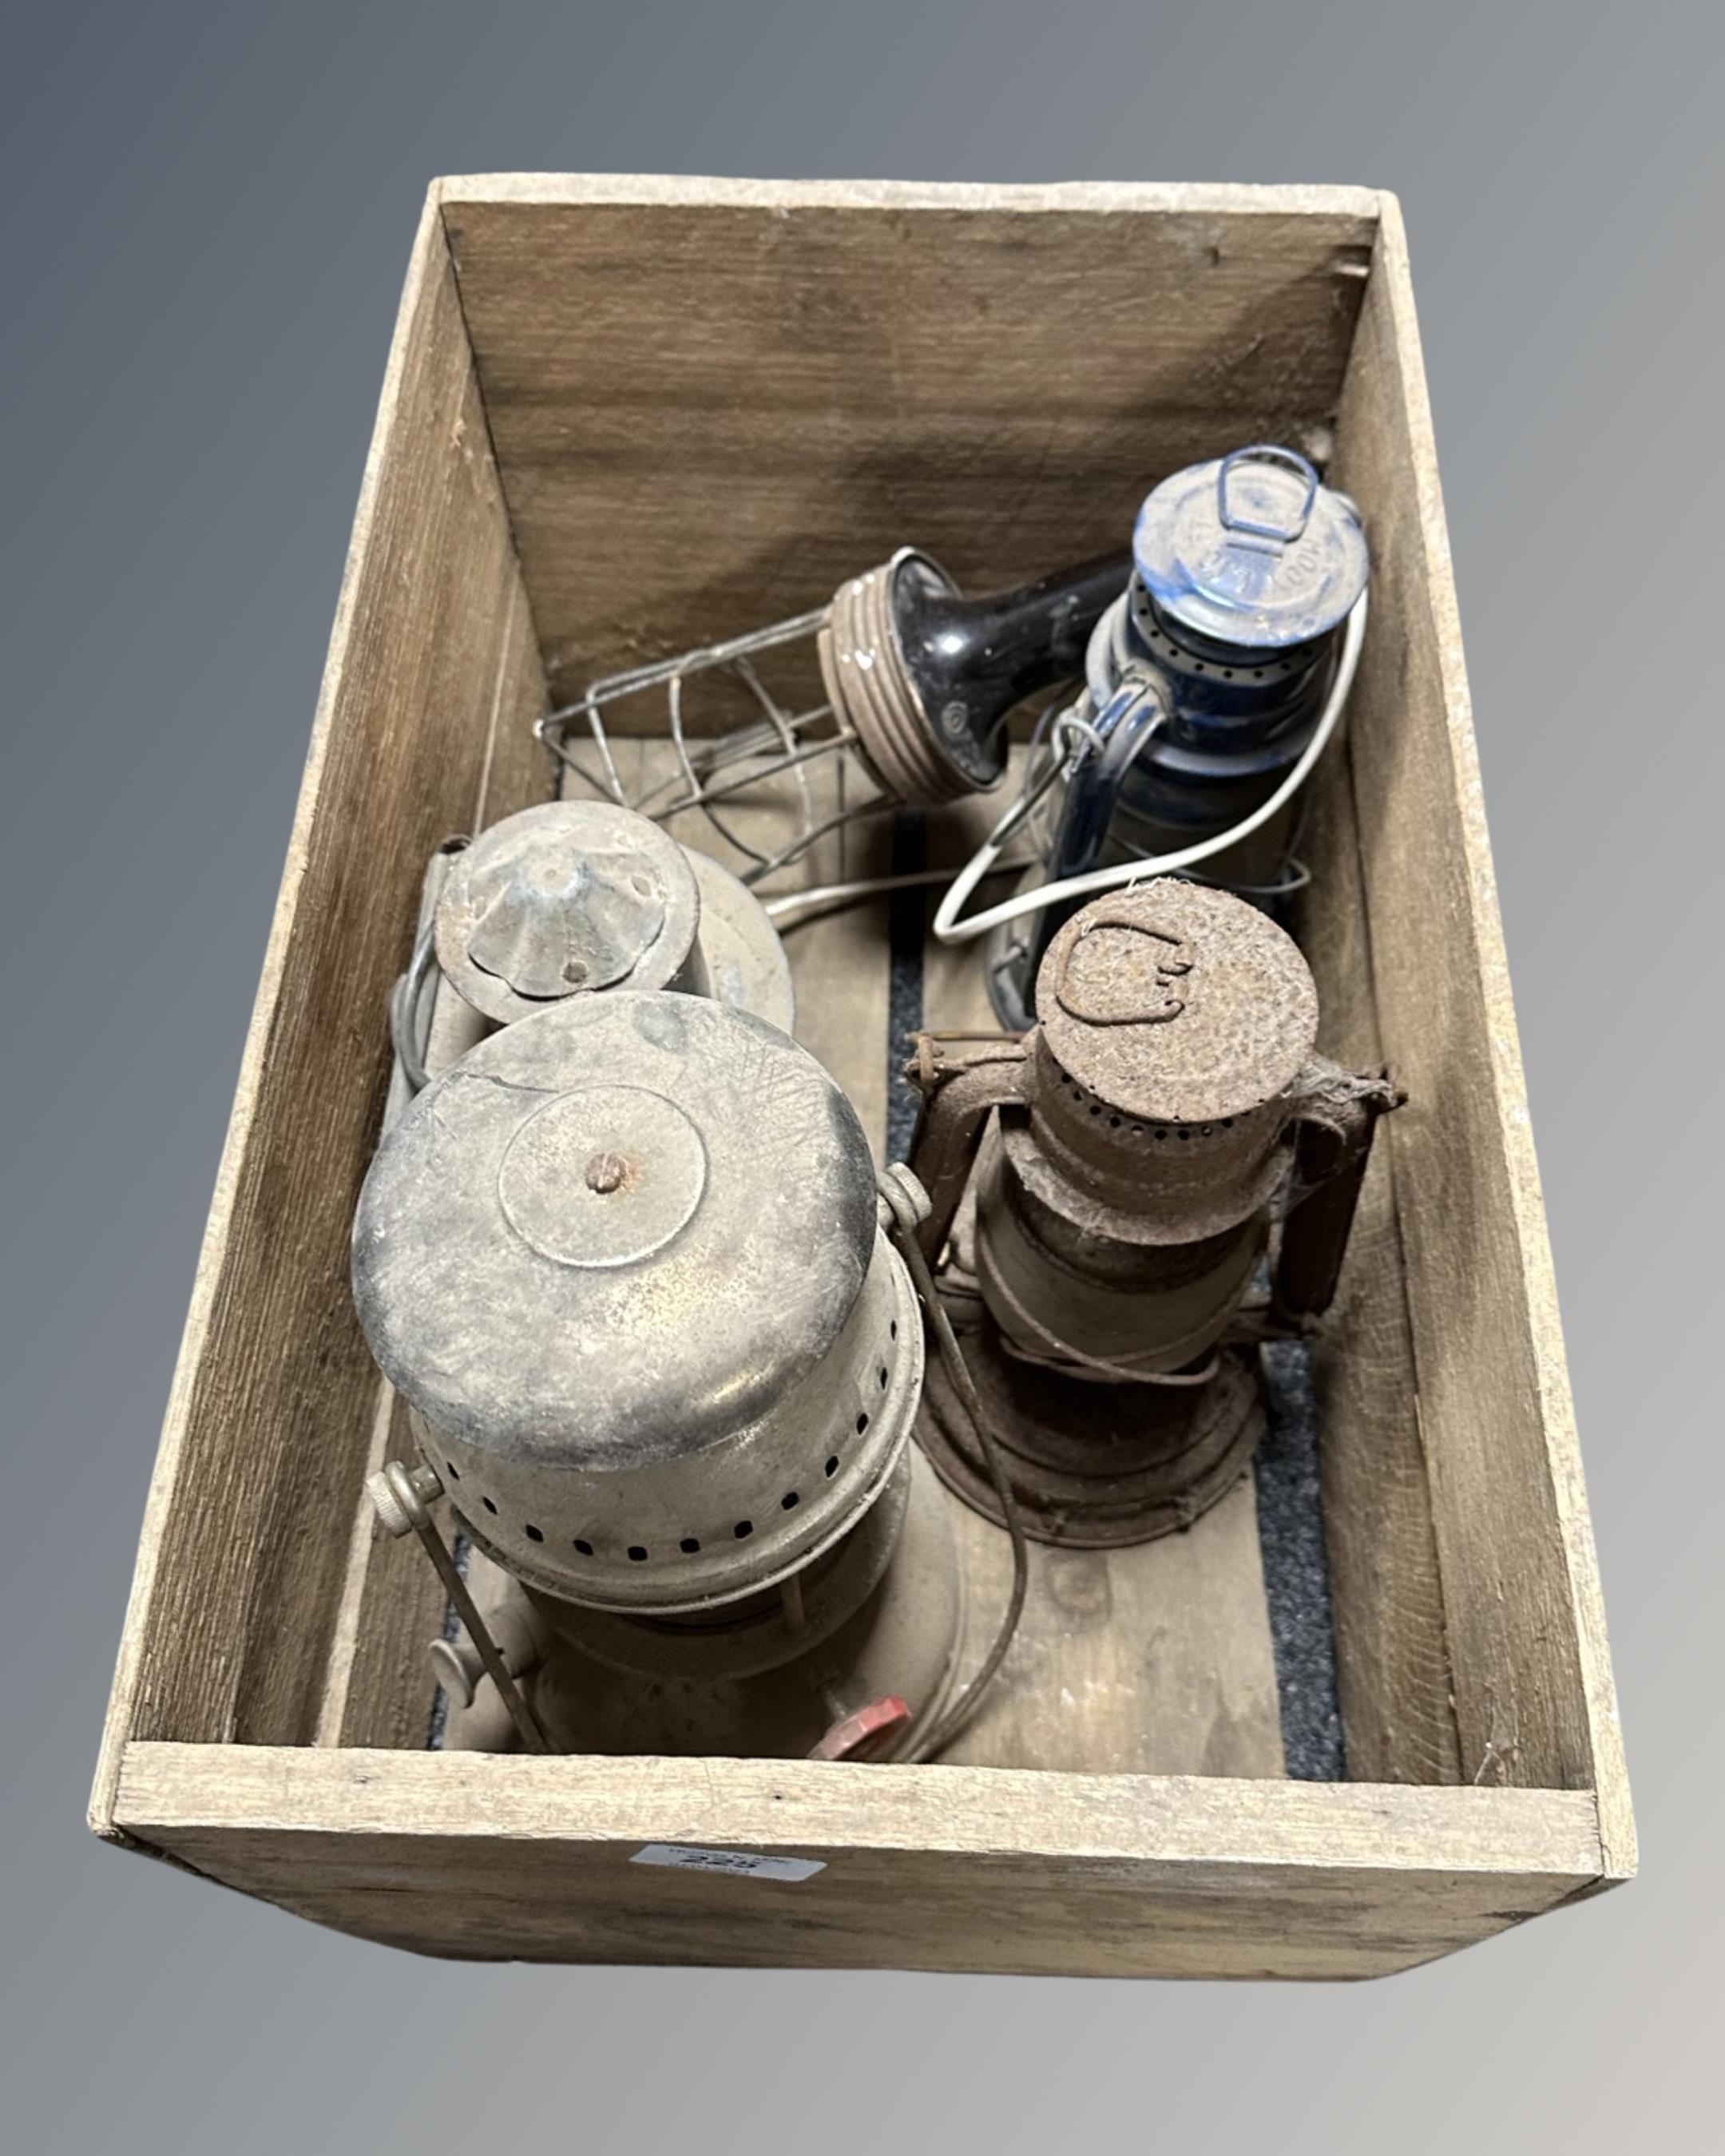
[631,1842,826,1884]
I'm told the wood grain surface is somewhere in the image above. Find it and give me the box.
[1330,201,1632,1872]
[92,197,552,1821]
[1298,745,1462,1784]
[116,1741,1603,1979]
[438,176,1375,707]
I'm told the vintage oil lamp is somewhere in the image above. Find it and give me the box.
[353,991,967,1761]
[956,445,1370,1024]
[907,877,1398,1545]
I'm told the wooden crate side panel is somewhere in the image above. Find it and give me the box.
[115,1743,1603,1980]
[1297,748,1462,1785]
[323,1385,435,1748]
[438,183,1377,708]
[326,561,551,1754]
[1330,201,1632,1863]
[93,198,553,1807]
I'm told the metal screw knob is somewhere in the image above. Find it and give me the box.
[427,1635,483,1709]
[365,1458,442,1539]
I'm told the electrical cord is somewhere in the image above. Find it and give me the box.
[763,856,1037,929]
[930,589,1369,945]
[761,687,1073,929]
[877,1167,1029,1765]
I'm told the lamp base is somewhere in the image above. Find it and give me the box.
[916,1296,1263,1550]
[439,1447,963,1760]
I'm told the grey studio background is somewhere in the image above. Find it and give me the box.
[3,2,1719,2150]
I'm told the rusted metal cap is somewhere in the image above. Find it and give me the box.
[435,802,704,1025]
[1034,879,1318,1127]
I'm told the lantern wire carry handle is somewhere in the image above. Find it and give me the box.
[1215,442,1320,546]
[367,1460,552,1755]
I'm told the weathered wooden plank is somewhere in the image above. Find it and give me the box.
[324,566,553,1752]
[471,557,556,832]
[115,1741,1604,1978]
[942,1486,1285,1778]
[1297,744,1462,1785]
[1330,198,1632,1867]
[92,199,553,1819]
[763,773,894,1160]
[439,177,1375,708]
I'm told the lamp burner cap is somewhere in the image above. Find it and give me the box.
[1035,880,1317,1126]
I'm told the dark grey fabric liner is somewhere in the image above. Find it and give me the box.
[886,808,930,1167]
[1255,1339,1345,1778]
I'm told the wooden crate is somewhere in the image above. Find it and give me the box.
[90,176,1632,1980]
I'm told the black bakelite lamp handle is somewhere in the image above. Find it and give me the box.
[890,548,1132,789]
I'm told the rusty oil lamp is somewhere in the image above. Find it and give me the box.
[907,878,1399,1546]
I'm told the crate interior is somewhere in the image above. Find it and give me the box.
[117,185,1606,1814]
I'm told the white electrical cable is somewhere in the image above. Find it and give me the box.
[762,858,1036,929]
[930,589,1369,945]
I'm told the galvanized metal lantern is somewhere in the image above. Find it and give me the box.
[909,878,1398,1546]
[353,991,962,1760]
